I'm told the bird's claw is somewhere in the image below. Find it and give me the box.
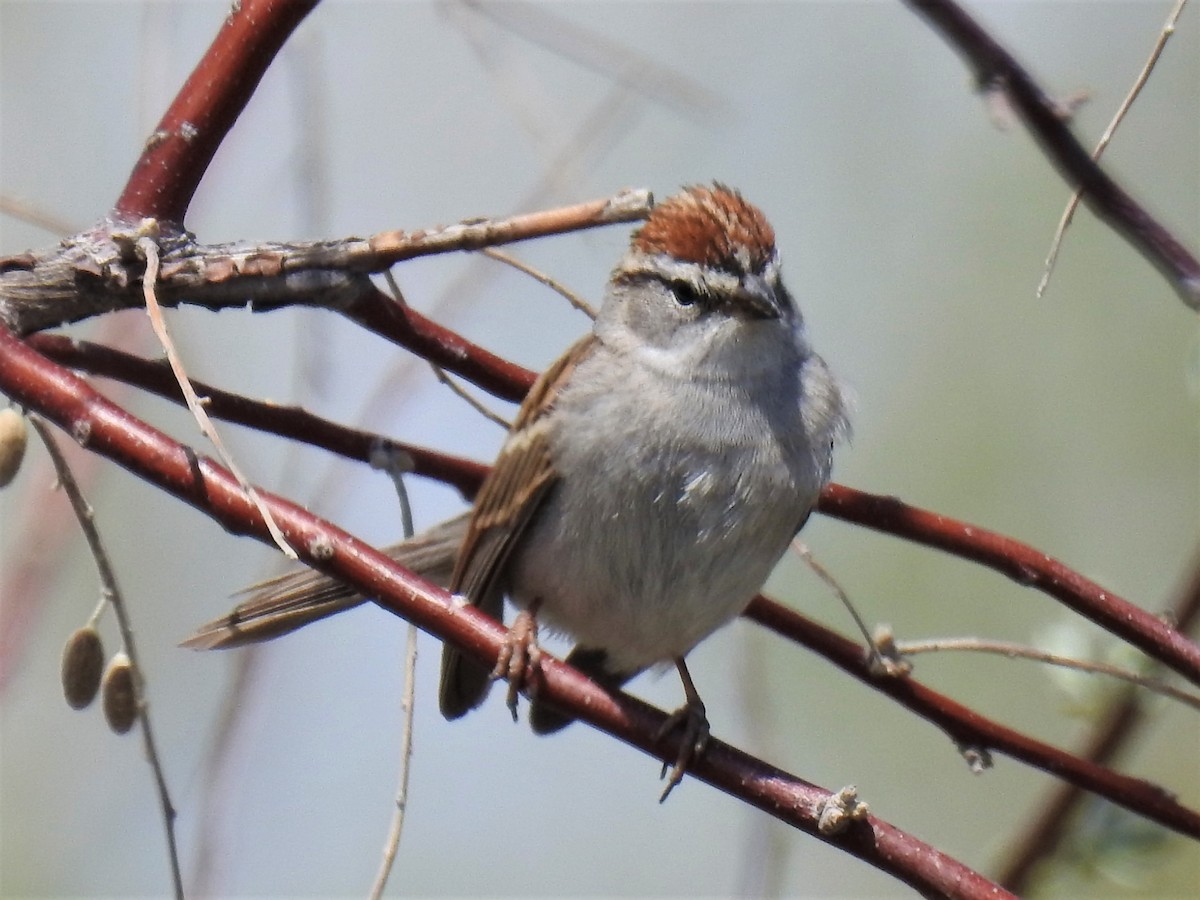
[656,697,710,802]
[490,609,542,722]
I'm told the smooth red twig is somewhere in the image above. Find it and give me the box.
[25,334,488,500]
[114,0,320,224]
[0,323,1008,900]
[818,485,1200,688]
[903,0,1200,309]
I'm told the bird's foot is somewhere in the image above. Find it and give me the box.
[656,695,710,802]
[490,608,542,722]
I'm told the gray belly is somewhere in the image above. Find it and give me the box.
[508,434,816,672]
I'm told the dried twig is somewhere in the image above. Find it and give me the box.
[1038,0,1189,298]
[28,415,184,899]
[480,247,596,319]
[895,636,1200,711]
[367,454,419,899]
[382,270,512,430]
[791,541,894,674]
[137,233,297,559]
[0,193,76,236]
[461,0,729,121]
[430,365,512,430]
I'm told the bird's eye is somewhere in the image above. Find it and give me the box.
[672,282,701,307]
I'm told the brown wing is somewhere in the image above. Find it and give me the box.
[438,334,596,719]
[181,513,468,650]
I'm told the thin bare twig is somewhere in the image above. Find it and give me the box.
[0,194,76,236]
[382,270,513,430]
[28,415,184,899]
[461,0,729,122]
[894,636,1200,711]
[368,458,418,899]
[1038,0,1189,298]
[370,620,419,898]
[430,366,512,430]
[480,247,597,319]
[791,541,895,675]
[137,233,297,559]
[904,0,1200,309]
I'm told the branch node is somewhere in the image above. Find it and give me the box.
[869,624,913,678]
[818,785,870,835]
[956,743,995,775]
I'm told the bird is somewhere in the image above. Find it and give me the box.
[184,184,848,798]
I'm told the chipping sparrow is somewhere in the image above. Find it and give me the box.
[186,185,848,798]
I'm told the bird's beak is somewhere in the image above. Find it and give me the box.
[733,274,782,320]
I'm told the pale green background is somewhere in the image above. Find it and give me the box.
[1,1,1197,897]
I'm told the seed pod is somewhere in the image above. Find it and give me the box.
[61,626,105,710]
[101,653,138,735]
[0,408,27,488]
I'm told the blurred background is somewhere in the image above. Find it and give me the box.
[1,1,1197,896]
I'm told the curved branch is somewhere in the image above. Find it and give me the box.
[25,334,489,499]
[0,323,1007,900]
[114,0,321,224]
[904,0,1200,309]
[745,597,1200,839]
[818,485,1200,688]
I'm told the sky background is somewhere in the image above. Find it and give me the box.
[1,1,1198,897]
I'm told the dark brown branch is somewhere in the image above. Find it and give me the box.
[903,0,1200,310]
[0,323,1008,900]
[996,548,1200,891]
[819,485,1200,688]
[114,0,321,224]
[745,596,1200,839]
[26,334,489,499]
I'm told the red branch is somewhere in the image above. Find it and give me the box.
[745,597,1199,839]
[818,486,1200,688]
[0,323,1007,899]
[343,286,535,403]
[25,334,489,500]
[17,333,1198,837]
[113,0,320,224]
[904,0,1200,309]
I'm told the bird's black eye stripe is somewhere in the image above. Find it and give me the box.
[672,281,702,307]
